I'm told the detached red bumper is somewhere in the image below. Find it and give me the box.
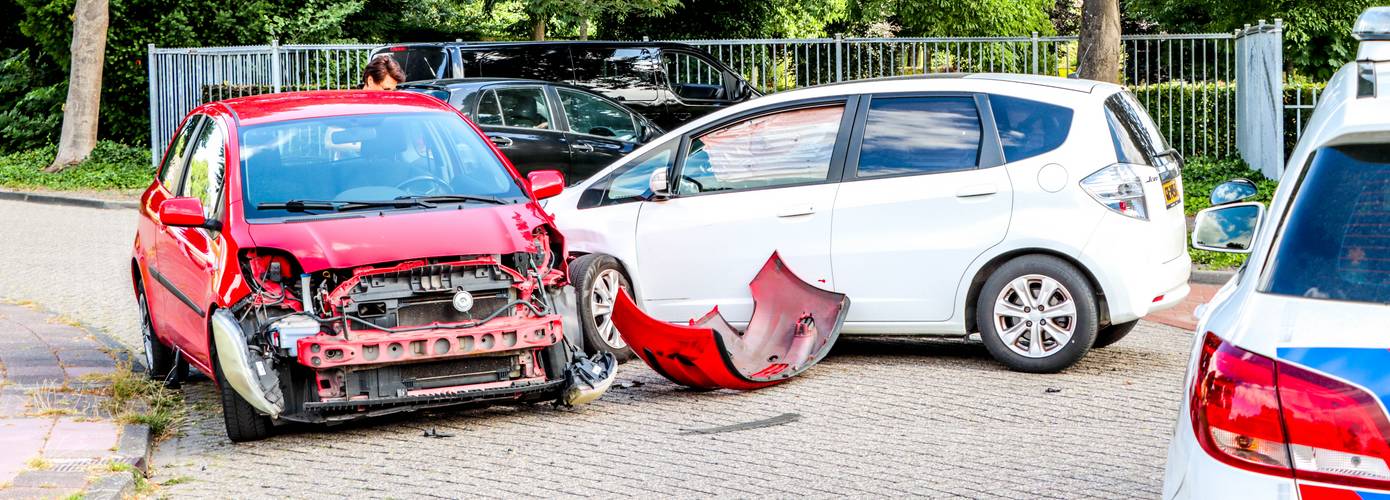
[611,252,849,390]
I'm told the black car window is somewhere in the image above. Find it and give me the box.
[1104,91,1171,167]
[475,90,504,125]
[181,117,227,219]
[663,51,729,101]
[677,104,843,195]
[381,49,446,82]
[856,96,981,178]
[1266,144,1390,304]
[990,94,1073,163]
[493,87,552,130]
[570,47,662,102]
[159,115,203,194]
[558,88,637,141]
[522,46,574,81]
[460,48,529,78]
[578,142,678,209]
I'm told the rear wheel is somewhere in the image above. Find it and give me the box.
[211,339,273,442]
[571,254,634,362]
[136,278,176,380]
[977,255,1098,373]
[1093,320,1139,349]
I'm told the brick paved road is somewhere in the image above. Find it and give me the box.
[0,199,1192,498]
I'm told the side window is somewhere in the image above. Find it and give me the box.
[677,104,843,195]
[578,142,676,209]
[570,47,661,102]
[990,94,1073,163]
[662,52,729,101]
[180,118,227,219]
[475,90,504,125]
[857,96,981,178]
[158,115,202,193]
[463,48,528,78]
[558,88,638,141]
[493,87,552,129]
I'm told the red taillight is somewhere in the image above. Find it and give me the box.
[1192,332,1390,489]
[388,46,407,52]
[1279,362,1390,490]
[1190,332,1292,477]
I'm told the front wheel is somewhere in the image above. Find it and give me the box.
[976,255,1098,373]
[571,254,634,362]
[211,341,273,442]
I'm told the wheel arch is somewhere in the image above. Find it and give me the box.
[963,248,1109,334]
[568,251,642,302]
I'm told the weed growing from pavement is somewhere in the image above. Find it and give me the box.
[25,457,51,470]
[80,364,188,440]
[27,383,85,417]
[104,461,151,494]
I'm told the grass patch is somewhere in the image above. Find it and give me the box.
[81,364,187,440]
[104,461,150,494]
[25,457,51,470]
[159,476,193,487]
[0,141,152,192]
[1180,157,1280,270]
[27,383,86,417]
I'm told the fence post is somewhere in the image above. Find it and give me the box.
[271,39,282,93]
[834,33,844,82]
[1030,32,1039,75]
[147,43,159,167]
[1234,19,1285,179]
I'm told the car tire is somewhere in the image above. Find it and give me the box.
[571,254,634,362]
[136,277,177,381]
[211,338,273,442]
[1092,320,1139,349]
[976,255,1098,373]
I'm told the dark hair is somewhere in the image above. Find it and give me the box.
[363,56,407,86]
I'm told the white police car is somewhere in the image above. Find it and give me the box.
[1162,7,1390,499]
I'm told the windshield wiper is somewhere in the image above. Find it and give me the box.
[396,194,509,205]
[258,198,437,213]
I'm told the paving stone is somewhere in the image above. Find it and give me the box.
[0,418,53,485]
[45,419,120,454]
[55,348,116,366]
[10,470,89,489]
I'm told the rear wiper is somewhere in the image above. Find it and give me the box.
[258,198,436,213]
[396,194,509,205]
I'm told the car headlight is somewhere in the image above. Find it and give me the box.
[1080,163,1148,220]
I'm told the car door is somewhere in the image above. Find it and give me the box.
[145,114,203,344]
[473,85,571,176]
[553,86,644,183]
[658,49,740,127]
[830,94,1012,323]
[154,114,229,356]
[633,99,855,323]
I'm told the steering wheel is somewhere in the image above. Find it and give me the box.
[395,176,451,196]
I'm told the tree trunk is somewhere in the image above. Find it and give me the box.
[1076,0,1120,83]
[531,13,547,41]
[579,18,589,41]
[47,0,109,173]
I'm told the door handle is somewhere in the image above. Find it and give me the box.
[776,205,816,218]
[489,136,513,148]
[572,143,594,153]
[955,184,998,198]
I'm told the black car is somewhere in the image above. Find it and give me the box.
[399,78,663,184]
[373,42,760,129]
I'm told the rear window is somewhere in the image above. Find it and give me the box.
[382,48,447,82]
[989,94,1072,162]
[1104,91,1175,168]
[1266,144,1390,304]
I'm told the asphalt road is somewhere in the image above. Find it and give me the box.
[0,199,1192,498]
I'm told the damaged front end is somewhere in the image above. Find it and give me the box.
[219,229,614,425]
[611,252,850,391]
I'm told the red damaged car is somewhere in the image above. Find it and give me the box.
[133,91,614,441]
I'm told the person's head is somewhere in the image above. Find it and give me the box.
[362,56,406,91]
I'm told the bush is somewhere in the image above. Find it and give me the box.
[0,140,153,191]
[1179,156,1279,269]
[1128,81,1236,160]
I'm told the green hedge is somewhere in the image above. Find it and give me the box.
[1129,82,1236,160]
[0,141,153,191]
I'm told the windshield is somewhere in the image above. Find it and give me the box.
[1265,144,1390,304]
[239,112,526,219]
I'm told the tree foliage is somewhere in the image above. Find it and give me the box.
[1124,0,1375,80]
[848,0,1057,37]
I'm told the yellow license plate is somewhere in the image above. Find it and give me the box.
[1163,178,1181,208]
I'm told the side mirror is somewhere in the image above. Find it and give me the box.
[159,197,219,230]
[1210,178,1258,206]
[647,168,671,199]
[1192,202,1264,254]
[527,170,565,200]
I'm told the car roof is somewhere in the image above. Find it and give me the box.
[212,90,457,125]
[380,41,712,51]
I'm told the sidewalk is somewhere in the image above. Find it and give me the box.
[0,302,144,499]
[1142,282,1222,332]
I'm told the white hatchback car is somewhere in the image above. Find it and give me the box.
[549,73,1191,373]
[1162,8,1390,499]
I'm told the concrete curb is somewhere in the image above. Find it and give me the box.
[0,189,138,210]
[84,472,137,500]
[1190,268,1236,286]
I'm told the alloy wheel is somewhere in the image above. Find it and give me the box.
[993,274,1077,359]
[139,291,156,369]
[588,269,627,349]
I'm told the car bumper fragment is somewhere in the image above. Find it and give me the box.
[611,252,850,390]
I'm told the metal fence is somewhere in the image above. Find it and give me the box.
[149,28,1296,173]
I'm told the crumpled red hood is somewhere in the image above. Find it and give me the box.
[244,203,550,273]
